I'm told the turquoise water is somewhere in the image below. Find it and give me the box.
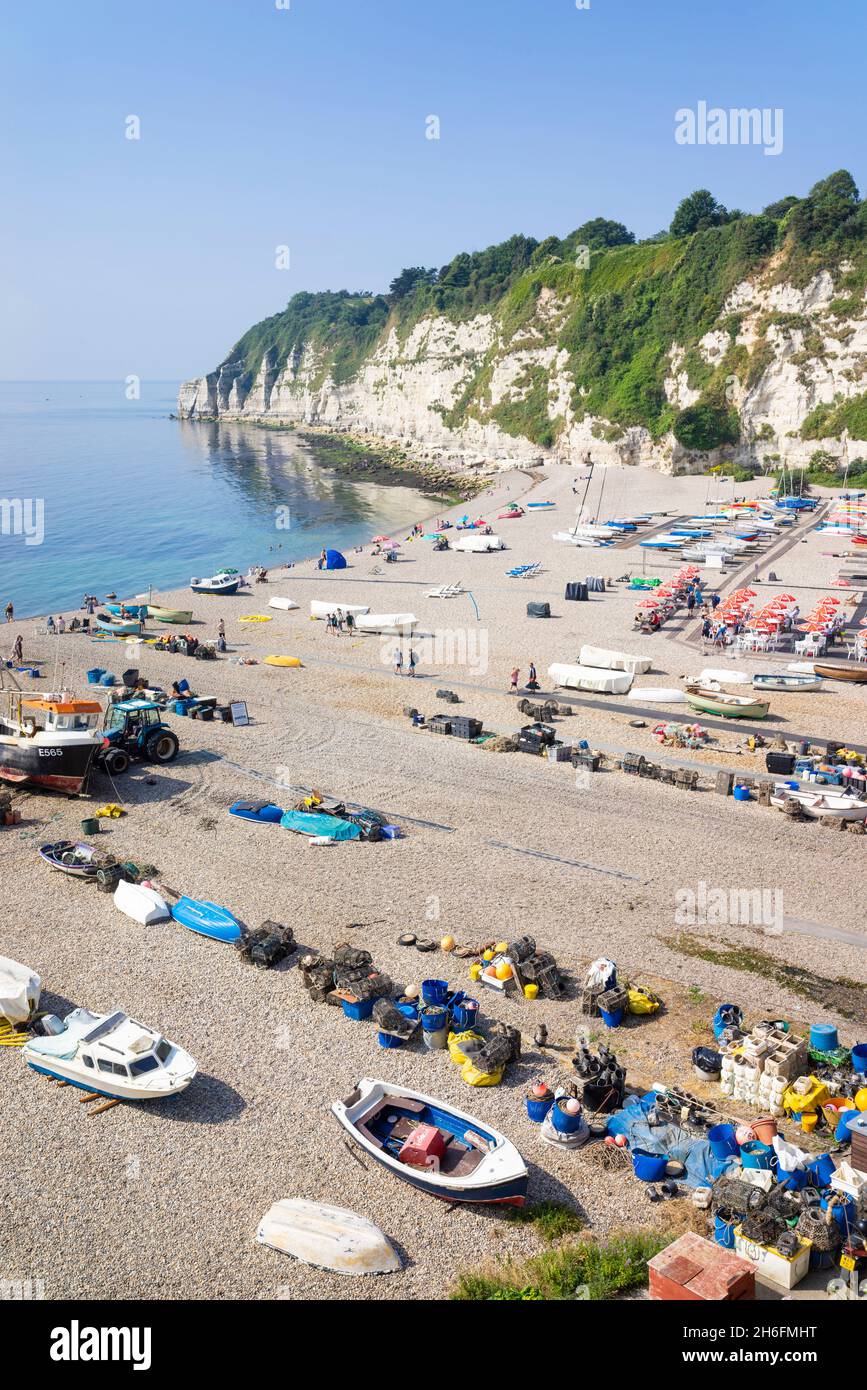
[0,381,439,618]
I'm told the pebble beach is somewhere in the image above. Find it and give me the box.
[2,454,866,1301]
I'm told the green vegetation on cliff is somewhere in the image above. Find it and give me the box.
[220,171,867,450]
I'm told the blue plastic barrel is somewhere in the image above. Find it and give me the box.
[851,1043,867,1074]
[452,999,479,1030]
[599,1006,624,1028]
[741,1141,773,1170]
[708,1123,739,1160]
[836,1108,860,1142]
[807,1154,836,1187]
[526,1093,554,1123]
[632,1149,667,1182]
[421,979,448,1006]
[87,668,105,684]
[810,1024,839,1052]
[377,1031,403,1049]
[733,785,751,801]
[421,1005,447,1032]
[551,1099,585,1135]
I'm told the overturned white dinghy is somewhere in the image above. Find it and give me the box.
[268,597,299,611]
[451,533,505,552]
[310,600,370,620]
[626,687,687,704]
[699,667,750,686]
[548,663,633,694]
[0,956,41,1025]
[579,644,651,675]
[113,879,171,926]
[256,1199,400,1276]
[354,612,418,634]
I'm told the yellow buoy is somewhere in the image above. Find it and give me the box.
[440,935,455,952]
[482,949,494,962]
[495,941,508,955]
[495,962,512,981]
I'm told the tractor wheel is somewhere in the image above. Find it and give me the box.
[104,748,130,776]
[145,730,179,764]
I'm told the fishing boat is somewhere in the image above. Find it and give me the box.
[190,573,241,595]
[170,897,244,943]
[752,673,822,692]
[38,840,102,877]
[148,606,193,624]
[22,1007,197,1100]
[526,500,555,509]
[332,1078,529,1206]
[113,879,171,925]
[0,694,103,794]
[771,788,867,822]
[256,1199,401,1277]
[229,799,285,824]
[813,662,867,683]
[104,603,148,620]
[95,616,143,636]
[684,686,770,719]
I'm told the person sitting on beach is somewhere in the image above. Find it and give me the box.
[70,616,80,631]
[58,615,66,634]
[318,549,327,570]
[46,615,56,634]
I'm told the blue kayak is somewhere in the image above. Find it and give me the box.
[171,897,244,943]
[229,800,285,824]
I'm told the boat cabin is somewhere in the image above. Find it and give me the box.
[1,696,102,739]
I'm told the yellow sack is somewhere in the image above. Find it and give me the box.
[627,986,660,1015]
[461,1059,503,1087]
[448,1029,484,1066]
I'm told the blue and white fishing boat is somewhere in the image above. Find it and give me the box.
[526,500,555,508]
[23,1007,197,1101]
[640,536,684,550]
[333,1078,529,1206]
[104,603,148,620]
[190,572,241,595]
[170,897,244,943]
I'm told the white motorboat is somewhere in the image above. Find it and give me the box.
[548,663,633,694]
[22,1007,197,1100]
[354,613,418,634]
[309,600,370,620]
[190,572,241,595]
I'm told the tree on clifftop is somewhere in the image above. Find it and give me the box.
[388,266,438,300]
[670,189,730,237]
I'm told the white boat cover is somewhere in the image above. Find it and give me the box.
[113,879,171,926]
[354,613,418,633]
[451,534,505,552]
[268,597,299,611]
[579,645,651,675]
[626,687,687,703]
[256,1199,400,1276]
[0,956,41,1024]
[699,668,750,686]
[310,601,370,619]
[548,663,633,694]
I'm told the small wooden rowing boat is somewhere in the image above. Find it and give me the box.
[771,789,867,822]
[685,686,770,719]
[753,673,822,692]
[170,897,244,943]
[256,1199,401,1276]
[38,841,101,877]
[332,1077,529,1206]
[813,662,867,683]
[148,606,193,624]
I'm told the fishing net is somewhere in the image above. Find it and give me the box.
[797,1207,841,1251]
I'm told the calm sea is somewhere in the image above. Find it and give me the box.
[0,381,439,618]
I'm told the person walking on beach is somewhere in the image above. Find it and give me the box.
[701,616,712,648]
[218,619,226,641]
[686,589,696,618]
[408,648,418,677]
[509,667,519,694]
[336,608,345,634]
[12,635,23,664]
[345,611,355,635]
[527,661,538,690]
[711,592,721,611]
[4,602,12,623]
[393,648,403,675]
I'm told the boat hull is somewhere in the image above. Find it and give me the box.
[685,692,769,719]
[753,675,822,692]
[170,896,244,942]
[24,1057,193,1100]
[190,579,240,595]
[813,663,867,683]
[149,607,193,624]
[0,736,97,794]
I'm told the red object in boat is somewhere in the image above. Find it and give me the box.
[399,1124,447,1169]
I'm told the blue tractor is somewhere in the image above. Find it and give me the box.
[98,700,180,775]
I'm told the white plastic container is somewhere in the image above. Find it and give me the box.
[734,1229,811,1290]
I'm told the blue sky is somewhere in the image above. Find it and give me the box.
[2,0,864,380]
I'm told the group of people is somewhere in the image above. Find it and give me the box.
[325,608,355,636]
[509,662,538,694]
[393,647,419,676]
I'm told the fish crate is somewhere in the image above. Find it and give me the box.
[450,716,482,740]
[733,1229,811,1291]
[428,715,453,736]
[571,749,600,772]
